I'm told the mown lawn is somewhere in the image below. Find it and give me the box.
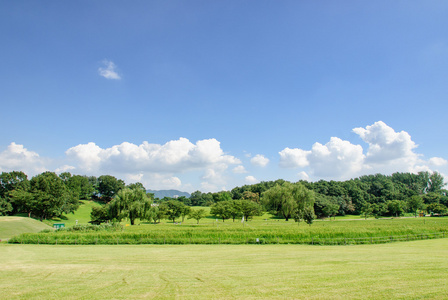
[0,217,52,241]
[1,239,447,299]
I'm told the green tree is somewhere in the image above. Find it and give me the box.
[27,172,79,220]
[210,201,232,222]
[61,173,94,200]
[188,209,207,224]
[98,175,125,201]
[242,191,260,203]
[228,200,242,222]
[385,200,405,217]
[262,183,296,221]
[360,202,373,219]
[302,206,316,226]
[262,182,314,221]
[180,205,191,222]
[90,206,110,224]
[161,200,185,223]
[108,187,152,225]
[426,203,448,215]
[0,197,13,216]
[0,171,29,215]
[240,200,262,221]
[407,195,425,217]
[427,172,446,193]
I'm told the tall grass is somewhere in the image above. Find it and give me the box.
[9,217,448,245]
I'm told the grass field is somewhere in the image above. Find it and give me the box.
[1,239,448,299]
[10,216,448,245]
[43,200,103,227]
[0,217,52,241]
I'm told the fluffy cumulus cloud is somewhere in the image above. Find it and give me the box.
[232,165,248,173]
[279,121,448,181]
[0,143,47,175]
[279,137,364,179]
[66,138,240,191]
[98,60,121,80]
[429,157,448,167]
[250,154,270,167]
[245,175,258,184]
[352,121,418,166]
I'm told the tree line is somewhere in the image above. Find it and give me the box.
[1,170,447,224]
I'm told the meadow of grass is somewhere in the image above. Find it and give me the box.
[10,216,448,245]
[44,200,103,227]
[0,216,52,241]
[1,239,447,299]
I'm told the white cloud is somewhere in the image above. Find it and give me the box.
[250,154,270,167]
[245,175,258,184]
[279,137,364,180]
[232,165,248,173]
[66,138,240,174]
[353,121,418,165]
[98,60,121,80]
[429,157,448,166]
[66,138,240,191]
[279,148,310,168]
[0,143,47,175]
[278,121,448,181]
[55,165,76,173]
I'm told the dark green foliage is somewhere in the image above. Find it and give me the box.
[240,200,263,220]
[90,206,110,224]
[407,195,425,217]
[210,201,232,221]
[385,200,406,217]
[0,171,29,215]
[426,203,448,215]
[17,172,80,220]
[0,197,13,215]
[98,175,125,201]
[160,200,186,223]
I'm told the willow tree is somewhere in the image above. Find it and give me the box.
[108,186,152,225]
[262,182,315,222]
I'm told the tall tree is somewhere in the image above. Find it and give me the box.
[210,201,232,222]
[407,195,425,217]
[26,172,79,220]
[98,175,125,201]
[160,200,186,223]
[108,186,151,225]
[0,171,29,214]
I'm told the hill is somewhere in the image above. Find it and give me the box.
[46,200,104,227]
[147,189,191,199]
[0,216,52,241]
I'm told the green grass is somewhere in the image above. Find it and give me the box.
[0,217,52,241]
[11,216,448,245]
[44,200,103,227]
[1,239,448,299]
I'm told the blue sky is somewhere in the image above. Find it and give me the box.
[1,1,447,192]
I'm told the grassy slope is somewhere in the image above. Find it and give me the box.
[0,217,52,240]
[1,239,447,299]
[45,200,103,227]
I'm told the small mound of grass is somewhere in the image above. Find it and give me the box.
[0,217,53,241]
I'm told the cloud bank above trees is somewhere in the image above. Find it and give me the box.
[0,121,446,192]
[279,121,447,180]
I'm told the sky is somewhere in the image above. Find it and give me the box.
[1,1,448,193]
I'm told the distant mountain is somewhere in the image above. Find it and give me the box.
[147,189,191,199]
